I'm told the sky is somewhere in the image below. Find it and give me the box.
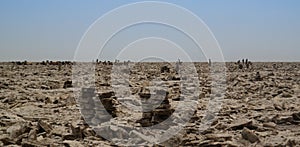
[0,0,299,62]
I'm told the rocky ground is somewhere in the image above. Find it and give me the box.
[0,62,299,146]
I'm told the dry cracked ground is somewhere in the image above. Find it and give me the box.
[0,62,299,146]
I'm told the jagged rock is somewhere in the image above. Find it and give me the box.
[241,127,260,143]
[71,120,85,139]
[99,98,115,110]
[129,130,155,143]
[205,133,232,141]
[229,119,253,130]
[40,85,50,90]
[28,128,37,140]
[63,140,84,147]
[93,125,129,139]
[199,140,239,147]
[63,80,72,88]
[139,92,151,99]
[98,91,114,99]
[62,133,77,140]
[1,97,16,103]
[274,116,293,124]
[38,120,52,134]
[255,72,262,81]
[263,122,276,128]
[7,123,29,139]
[21,140,46,147]
[51,126,66,137]
[282,92,292,98]
[292,112,300,121]
[0,134,12,145]
[83,128,95,137]
[161,65,170,73]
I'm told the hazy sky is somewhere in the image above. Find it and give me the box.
[0,0,299,62]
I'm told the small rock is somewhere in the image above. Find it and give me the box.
[63,140,84,147]
[38,120,52,133]
[7,123,29,138]
[83,128,95,137]
[40,85,50,90]
[52,99,59,104]
[229,119,253,130]
[37,135,44,142]
[139,92,151,99]
[63,80,72,88]
[51,126,66,137]
[129,130,155,143]
[1,97,15,103]
[22,140,45,147]
[71,120,85,139]
[205,133,232,141]
[263,122,276,128]
[28,128,37,140]
[0,134,12,145]
[282,92,292,98]
[98,91,114,98]
[241,127,260,143]
[274,116,293,124]
[62,133,77,140]
[255,72,262,81]
[161,66,170,73]
[292,112,300,121]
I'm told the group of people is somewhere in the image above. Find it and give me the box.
[95,59,132,65]
[11,60,72,66]
[236,59,252,69]
[40,60,72,66]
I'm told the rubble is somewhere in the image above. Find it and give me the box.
[0,62,299,146]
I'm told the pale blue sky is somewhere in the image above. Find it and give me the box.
[0,0,299,61]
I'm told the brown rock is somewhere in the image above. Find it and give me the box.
[263,122,276,128]
[0,134,12,145]
[83,128,95,137]
[22,140,46,147]
[63,80,72,88]
[51,126,66,137]
[62,133,77,140]
[139,92,151,99]
[7,122,29,138]
[71,120,86,139]
[28,128,37,140]
[98,91,114,98]
[229,119,253,130]
[205,133,232,141]
[282,92,292,98]
[63,140,84,147]
[292,112,300,121]
[161,65,170,73]
[241,127,260,143]
[275,116,293,124]
[38,120,52,133]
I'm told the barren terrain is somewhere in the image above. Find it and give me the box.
[0,62,299,146]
